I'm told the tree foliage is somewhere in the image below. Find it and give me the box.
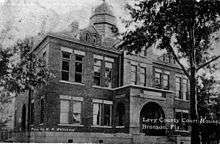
[197,73,220,143]
[0,38,52,129]
[120,0,220,143]
[0,48,12,79]
[5,39,52,94]
[121,0,220,73]
[0,47,13,128]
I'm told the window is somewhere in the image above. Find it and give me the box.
[176,76,182,99]
[40,98,45,123]
[116,102,125,126]
[72,101,82,123]
[61,51,71,81]
[103,104,111,126]
[93,103,102,125]
[104,62,113,88]
[94,58,102,86]
[162,74,169,90]
[154,71,162,88]
[30,100,34,124]
[140,67,146,86]
[93,100,112,126]
[60,100,70,124]
[131,65,137,85]
[175,110,189,131]
[140,47,147,57]
[131,50,138,55]
[175,76,189,100]
[162,54,171,63]
[75,54,84,83]
[42,51,47,65]
[182,79,189,100]
[60,97,82,124]
[154,69,170,90]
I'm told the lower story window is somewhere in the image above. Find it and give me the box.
[30,100,34,124]
[72,101,82,123]
[93,99,112,126]
[116,102,125,126]
[93,103,102,126]
[60,97,82,124]
[175,110,189,131]
[40,97,45,123]
[60,100,69,124]
[103,104,111,126]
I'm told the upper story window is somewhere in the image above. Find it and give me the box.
[61,51,71,81]
[60,47,85,83]
[93,55,115,88]
[182,79,189,100]
[175,75,189,101]
[131,65,137,85]
[75,54,84,83]
[104,62,113,88]
[93,99,112,126]
[60,95,83,125]
[154,68,170,90]
[140,67,146,86]
[154,70,162,88]
[140,47,147,57]
[94,56,102,86]
[162,74,169,90]
[163,54,171,63]
[176,76,182,99]
[42,51,47,65]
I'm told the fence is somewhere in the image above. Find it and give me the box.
[0,130,13,142]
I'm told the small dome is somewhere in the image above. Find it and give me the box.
[90,1,117,39]
[92,1,114,17]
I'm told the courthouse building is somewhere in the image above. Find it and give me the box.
[14,1,191,143]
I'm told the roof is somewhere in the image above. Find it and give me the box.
[33,30,120,54]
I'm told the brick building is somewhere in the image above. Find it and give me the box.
[14,1,191,143]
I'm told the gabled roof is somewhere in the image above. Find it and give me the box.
[81,24,100,35]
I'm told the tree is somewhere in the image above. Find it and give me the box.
[6,39,52,93]
[6,39,52,134]
[120,0,220,143]
[0,47,13,129]
[0,91,12,129]
[0,38,52,134]
[197,72,220,143]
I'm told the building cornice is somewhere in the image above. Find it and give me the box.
[32,34,120,55]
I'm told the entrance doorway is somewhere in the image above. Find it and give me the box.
[140,102,166,136]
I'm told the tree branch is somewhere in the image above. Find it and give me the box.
[196,55,220,72]
[169,46,190,78]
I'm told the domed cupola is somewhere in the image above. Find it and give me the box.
[90,0,117,38]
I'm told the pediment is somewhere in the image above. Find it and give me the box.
[80,25,101,45]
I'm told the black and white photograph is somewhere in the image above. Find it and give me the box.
[0,0,220,143]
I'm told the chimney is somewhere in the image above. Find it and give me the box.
[70,21,79,33]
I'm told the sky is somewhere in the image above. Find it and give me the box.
[0,0,128,46]
[0,0,220,79]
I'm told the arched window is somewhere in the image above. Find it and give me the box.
[85,33,90,42]
[116,102,125,126]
